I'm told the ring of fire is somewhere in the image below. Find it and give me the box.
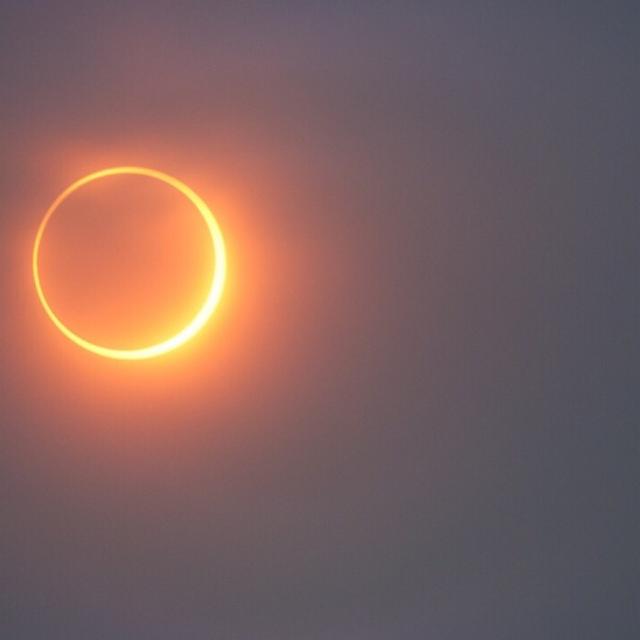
[32,167,227,360]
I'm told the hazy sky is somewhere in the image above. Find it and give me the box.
[1,2,637,638]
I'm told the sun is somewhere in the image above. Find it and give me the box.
[32,166,227,360]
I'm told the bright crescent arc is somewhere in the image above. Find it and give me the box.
[32,166,227,360]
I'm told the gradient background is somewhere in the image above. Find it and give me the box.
[1,2,637,638]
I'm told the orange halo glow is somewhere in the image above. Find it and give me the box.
[32,166,227,360]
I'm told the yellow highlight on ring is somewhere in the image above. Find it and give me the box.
[32,167,227,360]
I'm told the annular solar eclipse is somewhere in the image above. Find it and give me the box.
[32,167,226,360]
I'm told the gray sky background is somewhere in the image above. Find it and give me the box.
[0,2,637,638]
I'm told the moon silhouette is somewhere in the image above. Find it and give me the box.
[32,167,226,360]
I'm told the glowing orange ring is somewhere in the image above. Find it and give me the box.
[33,166,226,360]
